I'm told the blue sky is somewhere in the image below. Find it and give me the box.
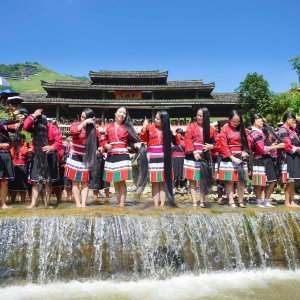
[1,0,299,92]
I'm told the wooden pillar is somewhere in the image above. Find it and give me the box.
[56,105,60,121]
[151,91,155,122]
[101,110,105,123]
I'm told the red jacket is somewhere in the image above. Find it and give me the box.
[10,143,29,165]
[69,121,101,156]
[184,122,215,153]
[23,115,62,152]
[211,133,221,159]
[219,123,251,158]
[100,122,133,155]
[140,124,181,147]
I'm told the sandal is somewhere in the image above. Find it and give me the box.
[199,202,206,208]
[192,203,198,208]
[238,202,246,208]
[229,202,237,208]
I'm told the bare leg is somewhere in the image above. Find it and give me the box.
[44,183,52,208]
[284,182,294,207]
[254,186,263,202]
[152,182,160,206]
[199,181,206,208]
[159,182,166,206]
[81,182,89,207]
[189,180,197,207]
[226,181,236,207]
[286,182,300,207]
[1,181,10,209]
[66,187,73,201]
[62,188,68,200]
[119,181,127,208]
[26,184,39,209]
[72,181,82,207]
[237,182,246,207]
[114,182,121,204]
[93,189,99,200]
[265,182,276,200]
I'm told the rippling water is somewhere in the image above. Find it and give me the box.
[1,269,300,299]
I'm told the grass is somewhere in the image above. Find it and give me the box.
[7,64,79,93]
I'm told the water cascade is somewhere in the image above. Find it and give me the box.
[0,211,300,284]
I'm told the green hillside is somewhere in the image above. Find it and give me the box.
[3,63,81,93]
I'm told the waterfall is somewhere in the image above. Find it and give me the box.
[0,211,300,284]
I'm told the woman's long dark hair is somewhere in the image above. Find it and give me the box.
[200,107,210,144]
[118,107,148,196]
[159,110,176,207]
[197,107,212,194]
[229,110,249,153]
[12,130,25,156]
[33,114,50,181]
[83,108,98,168]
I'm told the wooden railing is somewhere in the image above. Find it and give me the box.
[58,124,71,135]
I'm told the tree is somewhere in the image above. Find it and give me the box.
[236,73,273,123]
[289,55,300,84]
[266,87,300,126]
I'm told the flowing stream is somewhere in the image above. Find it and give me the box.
[0,211,300,298]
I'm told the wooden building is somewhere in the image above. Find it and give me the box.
[21,70,239,121]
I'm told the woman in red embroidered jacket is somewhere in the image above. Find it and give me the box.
[0,104,26,208]
[0,122,15,209]
[218,110,251,208]
[278,113,300,207]
[172,128,187,194]
[183,107,215,208]
[101,107,147,208]
[23,109,62,208]
[8,133,29,203]
[212,120,227,204]
[140,110,177,207]
[65,108,101,208]
[250,114,285,208]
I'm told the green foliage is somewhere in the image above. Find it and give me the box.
[265,87,300,126]
[65,74,89,81]
[20,130,32,143]
[0,63,25,78]
[289,55,300,84]
[0,105,7,119]
[289,55,300,75]
[236,73,273,124]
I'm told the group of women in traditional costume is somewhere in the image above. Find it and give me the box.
[1,101,300,209]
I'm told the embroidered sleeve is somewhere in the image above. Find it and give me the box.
[251,130,271,155]
[278,128,294,154]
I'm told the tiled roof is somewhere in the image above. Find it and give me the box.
[89,70,168,78]
[41,80,215,90]
[20,92,238,105]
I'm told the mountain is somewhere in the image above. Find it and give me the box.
[0,63,87,93]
